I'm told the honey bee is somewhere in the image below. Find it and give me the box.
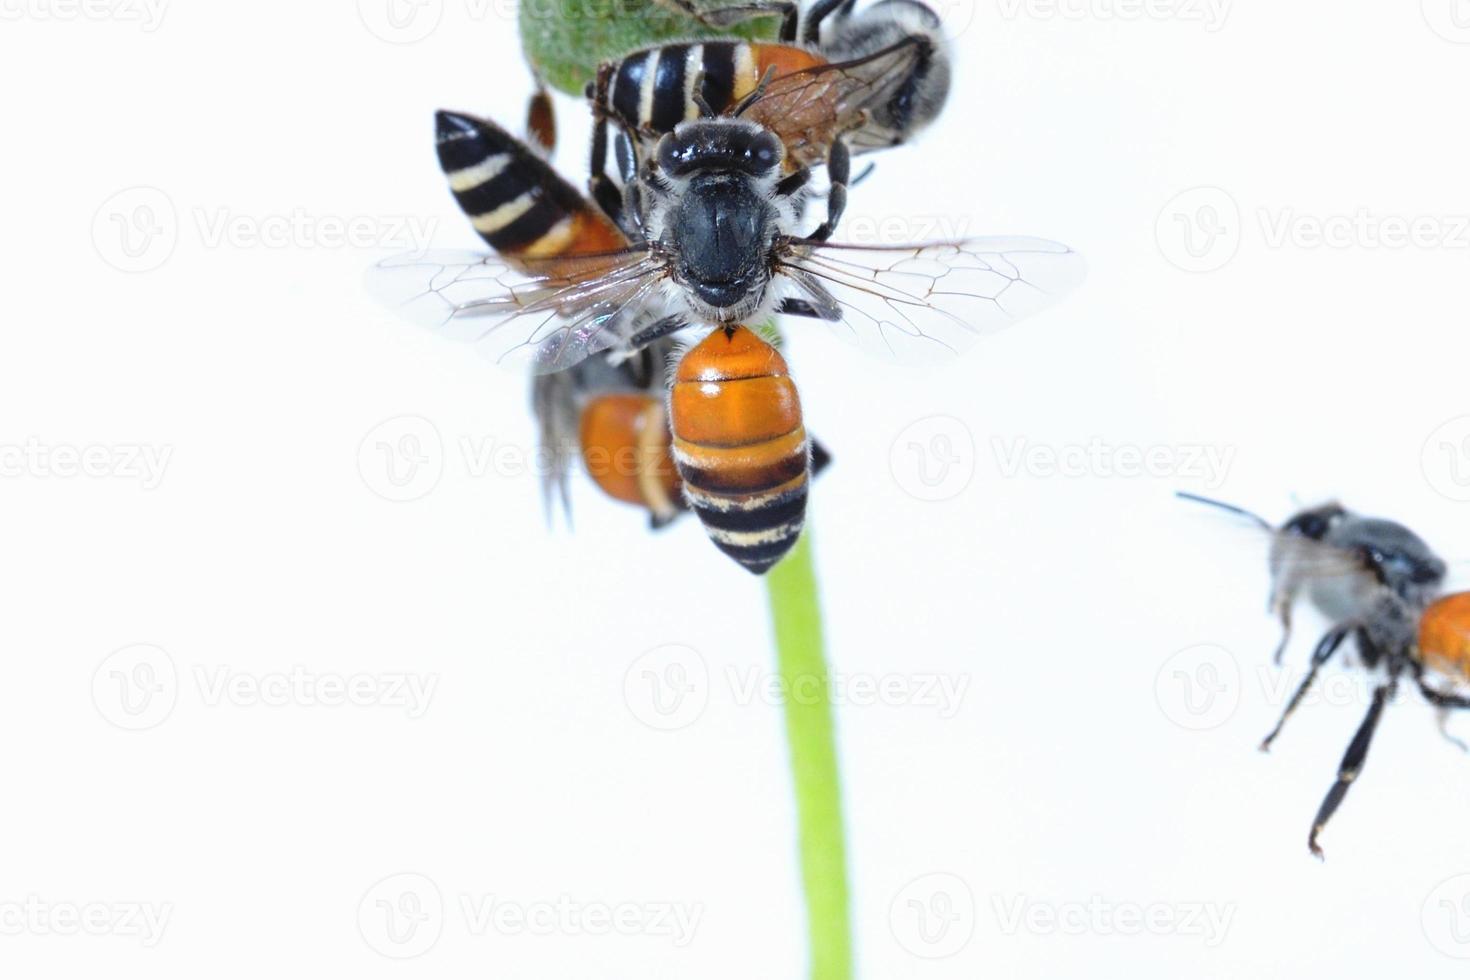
[369,96,1079,572]
[585,0,951,230]
[1179,493,1470,857]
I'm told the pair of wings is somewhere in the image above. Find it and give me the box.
[366,237,1086,375]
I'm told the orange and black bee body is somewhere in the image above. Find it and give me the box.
[579,391,684,529]
[602,40,825,152]
[435,109,625,260]
[669,326,812,575]
[1419,591,1470,682]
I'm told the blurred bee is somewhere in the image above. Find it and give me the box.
[584,0,951,233]
[1179,493,1470,857]
[533,341,685,529]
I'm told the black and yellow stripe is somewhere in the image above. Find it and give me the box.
[435,109,625,259]
[605,42,772,136]
[669,326,811,575]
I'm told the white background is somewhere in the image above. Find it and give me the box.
[4,0,1470,976]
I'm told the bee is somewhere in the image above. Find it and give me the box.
[1178,493,1469,857]
[533,343,686,529]
[369,103,1079,571]
[584,0,951,237]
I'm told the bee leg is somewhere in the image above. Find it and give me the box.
[1307,672,1398,860]
[1260,624,1349,752]
[810,439,833,478]
[1271,597,1293,665]
[625,314,691,351]
[1415,676,1470,752]
[525,86,556,158]
[800,0,857,44]
[806,137,850,243]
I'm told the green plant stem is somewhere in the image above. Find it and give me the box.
[765,531,852,980]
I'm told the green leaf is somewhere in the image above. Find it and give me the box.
[519,0,779,96]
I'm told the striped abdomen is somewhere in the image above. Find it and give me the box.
[1420,592,1470,681]
[606,41,825,139]
[579,393,683,528]
[435,110,625,260]
[669,326,810,575]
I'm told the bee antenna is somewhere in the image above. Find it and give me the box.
[732,67,778,117]
[1175,491,1274,531]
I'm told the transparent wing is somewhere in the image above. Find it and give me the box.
[777,237,1085,365]
[365,248,667,374]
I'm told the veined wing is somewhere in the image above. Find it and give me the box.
[365,248,668,374]
[777,237,1085,365]
[743,38,925,163]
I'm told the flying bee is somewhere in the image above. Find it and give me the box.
[1178,493,1447,664]
[368,104,1080,570]
[1178,493,1470,857]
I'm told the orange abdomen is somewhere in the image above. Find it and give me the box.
[669,327,811,575]
[1420,591,1470,680]
[579,394,682,526]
